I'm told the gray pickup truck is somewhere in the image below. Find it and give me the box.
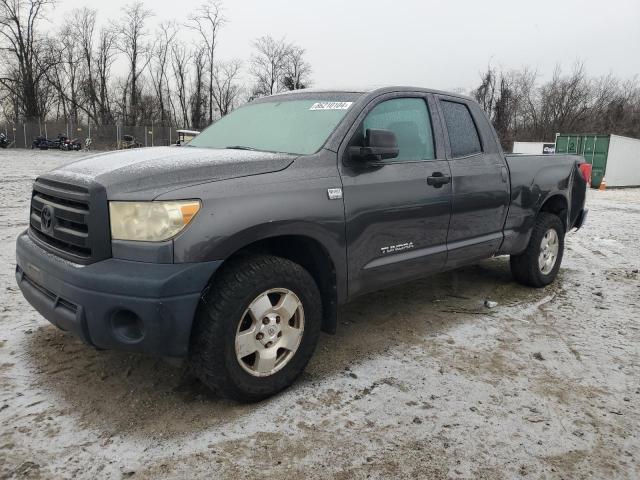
[16,87,588,401]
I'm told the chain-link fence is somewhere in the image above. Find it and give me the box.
[0,121,178,151]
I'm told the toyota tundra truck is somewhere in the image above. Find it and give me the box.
[15,87,588,401]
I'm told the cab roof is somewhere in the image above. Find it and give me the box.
[264,86,473,102]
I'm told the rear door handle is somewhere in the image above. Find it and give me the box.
[427,172,451,188]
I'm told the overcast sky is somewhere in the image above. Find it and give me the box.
[52,0,640,91]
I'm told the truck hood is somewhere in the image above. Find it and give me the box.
[44,147,296,199]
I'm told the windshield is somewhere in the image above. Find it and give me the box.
[188,98,356,155]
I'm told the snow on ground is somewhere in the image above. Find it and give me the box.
[0,149,638,479]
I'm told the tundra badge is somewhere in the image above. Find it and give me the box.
[381,242,414,254]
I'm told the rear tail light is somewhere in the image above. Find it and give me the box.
[579,163,592,185]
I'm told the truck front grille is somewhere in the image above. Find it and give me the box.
[28,177,111,264]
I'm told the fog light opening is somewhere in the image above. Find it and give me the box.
[111,309,145,343]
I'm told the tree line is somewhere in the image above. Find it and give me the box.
[0,0,312,129]
[2,0,639,143]
[472,64,640,150]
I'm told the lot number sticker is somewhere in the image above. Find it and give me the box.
[309,102,353,111]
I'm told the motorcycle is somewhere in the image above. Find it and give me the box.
[0,132,8,149]
[121,134,142,149]
[32,133,72,150]
[31,135,48,149]
[61,137,82,151]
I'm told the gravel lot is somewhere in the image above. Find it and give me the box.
[1,150,639,479]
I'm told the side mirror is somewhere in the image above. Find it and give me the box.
[349,129,399,162]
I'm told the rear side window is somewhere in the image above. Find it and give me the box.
[441,101,482,158]
[359,98,435,161]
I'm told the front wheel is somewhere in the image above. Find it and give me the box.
[510,212,565,288]
[189,254,322,402]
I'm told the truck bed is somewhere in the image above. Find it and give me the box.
[499,153,587,255]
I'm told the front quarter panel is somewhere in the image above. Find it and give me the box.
[159,150,348,301]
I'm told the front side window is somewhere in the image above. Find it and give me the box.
[353,98,435,161]
[440,100,482,158]
[188,99,356,155]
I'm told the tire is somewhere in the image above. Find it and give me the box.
[189,254,322,402]
[510,212,565,288]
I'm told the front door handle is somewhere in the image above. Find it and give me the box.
[501,166,508,183]
[427,172,451,188]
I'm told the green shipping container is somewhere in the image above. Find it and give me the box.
[555,134,610,188]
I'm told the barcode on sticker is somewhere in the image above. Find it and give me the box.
[309,102,353,111]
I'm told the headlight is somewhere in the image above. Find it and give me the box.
[109,200,201,241]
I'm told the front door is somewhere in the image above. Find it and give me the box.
[339,95,452,297]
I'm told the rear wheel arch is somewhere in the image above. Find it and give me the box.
[510,212,565,288]
[538,193,569,230]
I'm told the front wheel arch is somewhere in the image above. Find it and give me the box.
[203,233,340,335]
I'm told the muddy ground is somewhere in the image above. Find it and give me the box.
[0,150,638,479]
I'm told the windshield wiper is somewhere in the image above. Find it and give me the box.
[226,145,258,151]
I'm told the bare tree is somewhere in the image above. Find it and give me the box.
[48,24,83,123]
[282,45,311,91]
[189,0,226,125]
[472,64,640,150]
[211,59,242,117]
[45,11,122,126]
[190,47,207,129]
[598,77,640,137]
[536,64,591,138]
[70,7,115,125]
[0,0,55,120]
[149,21,176,125]
[171,41,190,128]
[73,8,98,122]
[473,66,497,118]
[113,77,129,126]
[53,10,114,124]
[511,68,538,137]
[249,35,290,98]
[113,1,153,125]
[4,0,639,145]
[94,27,117,124]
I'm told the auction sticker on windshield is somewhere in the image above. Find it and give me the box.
[309,102,353,110]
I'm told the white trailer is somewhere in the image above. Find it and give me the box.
[601,135,640,188]
[555,133,640,188]
[512,141,556,155]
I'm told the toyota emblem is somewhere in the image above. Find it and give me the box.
[40,205,54,233]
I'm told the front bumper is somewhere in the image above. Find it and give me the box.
[15,231,222,357]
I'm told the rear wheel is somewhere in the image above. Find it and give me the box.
[189,254,321,402]
[510,212,565,288]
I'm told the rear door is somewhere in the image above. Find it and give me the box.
[339,93,452,297]
[436,96,510,268]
